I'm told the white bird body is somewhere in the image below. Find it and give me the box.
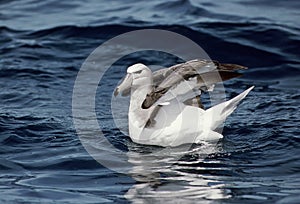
[115,60,253,147]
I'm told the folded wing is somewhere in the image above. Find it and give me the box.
[141,59,246,109]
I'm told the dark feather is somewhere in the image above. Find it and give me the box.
[142,59,246,109]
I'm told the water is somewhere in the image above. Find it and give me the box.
[1,0,300,203]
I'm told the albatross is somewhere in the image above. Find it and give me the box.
[114,59,254,147]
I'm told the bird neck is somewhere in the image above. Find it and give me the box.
[128,76,153,141]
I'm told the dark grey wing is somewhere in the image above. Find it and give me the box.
[154,60,215,88]
[142,59,246,109]
[142,60,214,108]
[152,67,169,85]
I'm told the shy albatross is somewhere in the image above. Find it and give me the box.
[114,59,254,147]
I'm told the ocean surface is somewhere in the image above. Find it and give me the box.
[1,0,300,203]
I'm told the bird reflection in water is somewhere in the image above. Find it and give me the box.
[125,141,231,202]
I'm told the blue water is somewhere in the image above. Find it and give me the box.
[1,0,300,203]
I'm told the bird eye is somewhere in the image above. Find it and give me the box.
[135,70,143,74]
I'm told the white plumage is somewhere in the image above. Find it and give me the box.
[114,60,253,147]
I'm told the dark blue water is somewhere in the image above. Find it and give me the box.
[1,0,300,203]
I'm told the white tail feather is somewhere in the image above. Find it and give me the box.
[205,86,254,130]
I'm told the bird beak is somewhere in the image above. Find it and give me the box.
[114,73,133,97]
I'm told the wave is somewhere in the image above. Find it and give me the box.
[1,23,299,82]
[1,1,299,203]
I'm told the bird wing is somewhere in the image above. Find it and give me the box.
[141,59,246,109]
